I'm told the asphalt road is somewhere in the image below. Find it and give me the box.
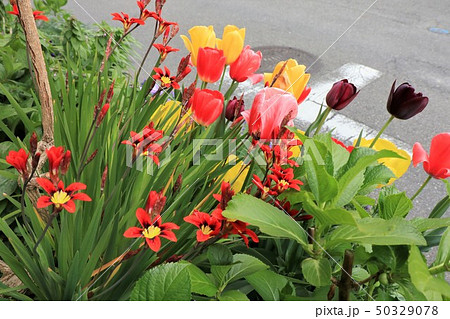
[64,0,449,221]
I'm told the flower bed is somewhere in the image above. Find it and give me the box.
[0,0,449,301]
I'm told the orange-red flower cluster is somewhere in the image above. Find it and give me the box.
[121,122,164,164]
[184,182,259,247]
[7,5,48,21]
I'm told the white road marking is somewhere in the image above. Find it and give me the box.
[224,63,412,153]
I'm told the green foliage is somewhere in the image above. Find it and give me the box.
[130,263,191,301]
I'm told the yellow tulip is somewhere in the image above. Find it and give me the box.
[180,25,216,66]
[264,59,310,101]
[216,25,245,65]
[356,138,411,185]
[221,155,249,192]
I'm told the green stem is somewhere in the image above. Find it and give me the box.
[218,66,228,92]
[313,106,332,136]
[429,261,450,275]
[411,175,432,201]
[201,81,208,89]
[369,115,395,148]
[135,35,158,81]
[33,210,58,253]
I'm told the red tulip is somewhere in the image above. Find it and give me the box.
[229,45,262,83]
[196,47,226,83]
[413,133,450,179]
[191,89,224,126]
[242,87,298,140]
[387,81,428,120]
[326,79,359,110]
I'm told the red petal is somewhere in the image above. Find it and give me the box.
[37,196,52,208]
[123,227,143,238]
[136,208,151,228]
[160,230,177,242]
[62,200,76,213]
[65,182,87,193]
[161,222,179,230]
[412,142,429,168]
[196,230,211,242]
[36,178,56,195]
[71,193,92,202]
[146,236,161,252]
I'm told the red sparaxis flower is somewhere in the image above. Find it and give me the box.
[267,164,303,194]
[190,88,224,126]
[152,66,180,90]
[111,12,145,33]
[155,19,177,38]
[121,122,164,164]
[6,149,29,177]
[153,43,179,62]
[252,174,271,200]
[141,9,159,22]
[33,10,48,21]
[196,47,226,83]
[124,208,179,252]
[46,146,65,182]
[183,210,221,242]
[8,5,48,21]
[36,178,91,213]
[413,133,450,179]
[229,45,262,83]
[331,137,354,153]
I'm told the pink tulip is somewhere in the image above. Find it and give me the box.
[242,87,298,140]
[229,45,262,83]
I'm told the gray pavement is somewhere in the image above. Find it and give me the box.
[64,0,449,221]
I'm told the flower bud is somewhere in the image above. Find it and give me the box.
[326,79,359,110]
[225,96,245,121]
[96,103,110,127]
[386,81,428,120]
[60,150,71,175]
[101,165,108,191]
[106,80,115,104]
[29,132,38,156]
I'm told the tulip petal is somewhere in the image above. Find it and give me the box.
[412,142,429,168]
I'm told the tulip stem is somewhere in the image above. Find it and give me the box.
[218,66,228,92]
[369,115,395,148]
[313,106,332,136]
[411,175,432,201]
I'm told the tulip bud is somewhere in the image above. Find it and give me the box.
[225,96,245,121]
[386,81,428,120]
[326,79,359,110]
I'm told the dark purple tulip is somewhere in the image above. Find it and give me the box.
[386,81,429,120]
[326,79,359,110]
[225,96,245,121]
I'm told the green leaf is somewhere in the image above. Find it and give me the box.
[130,263,191,301]
[207,244,233,266]
[223,194,308,247]
[408,246,450,300]
[246,269,288,301]
[300,192,357,226]
[372,246,409,270]
[379,192,413,219]
[434,227,449,267]
[304,154,338,203]
[428,196,450,219]
[326,217,426,249]
[411,218,450,232]
[301,258,332,287]
[181,262,217,297]
[359,164,395,195]
[351,267,370,282]
[218,290,249,301]
[211,265,233,287]
[0,174,16,201]
[333,150,403,207]
[224,254,268,285]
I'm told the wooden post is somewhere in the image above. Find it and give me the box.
[16,0,54,152]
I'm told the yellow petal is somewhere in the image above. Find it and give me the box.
[222,155,249,192]
[221,26,245,64]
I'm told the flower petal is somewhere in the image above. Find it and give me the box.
[36,178,56,195]
[37,196,52,208]
[62,200,76,213]
[412,142,429,168]
[123,227,143,238]
[71,193,92,202]
[146,236,161,252]
[65,182,87,193]
[136,208,151,228]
